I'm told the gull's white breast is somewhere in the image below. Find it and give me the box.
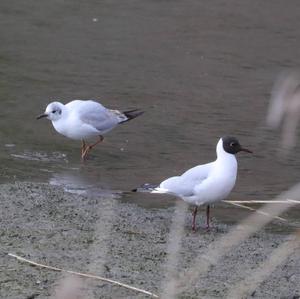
[52,114,100,140]
[186,155,238,205]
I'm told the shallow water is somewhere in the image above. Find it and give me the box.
[0,1,299,225]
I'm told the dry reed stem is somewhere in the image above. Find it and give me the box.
[86,200,116,275]
[226,229,300,298]
[51,275,83,299]
[8,253,159,298]
[160,201,188,299]
[224,201,287,222]
[224,199,300,204]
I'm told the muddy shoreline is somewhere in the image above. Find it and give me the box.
[0,182,299,298]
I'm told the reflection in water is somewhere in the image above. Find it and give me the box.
[49,171,121,199]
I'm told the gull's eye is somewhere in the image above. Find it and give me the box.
[230,142,237,147]
[52,110,56,113]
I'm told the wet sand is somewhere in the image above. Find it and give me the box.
[0,182,299,298]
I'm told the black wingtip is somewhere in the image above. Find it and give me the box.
[121,109,144,123]
[131,188,138,192]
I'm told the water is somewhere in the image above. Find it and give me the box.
[0,1,299,223]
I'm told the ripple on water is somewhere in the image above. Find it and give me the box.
[11,151,68,163]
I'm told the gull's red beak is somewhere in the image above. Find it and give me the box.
[240,147,253,154]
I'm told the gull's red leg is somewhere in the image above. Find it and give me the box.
[192,206,198,232]
[206,205,210,229]
[81,135,104,160]
[81,139,87,157]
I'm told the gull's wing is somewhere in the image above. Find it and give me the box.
[67,100,123,134]
[153,162,212,197]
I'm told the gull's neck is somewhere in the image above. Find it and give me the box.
[212,138,238,184]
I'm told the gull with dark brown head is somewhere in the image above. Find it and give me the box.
[133,136,252,231]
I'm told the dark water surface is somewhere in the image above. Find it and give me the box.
[0,1,299,222]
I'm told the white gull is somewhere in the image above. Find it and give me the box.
[37,99,143,159]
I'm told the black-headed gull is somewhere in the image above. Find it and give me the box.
[37,100,143,159]
[134,136,252,231]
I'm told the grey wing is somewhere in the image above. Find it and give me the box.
[159,163,212,197]
[75,100,121,133]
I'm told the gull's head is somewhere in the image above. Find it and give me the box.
[37,101,65,122]
[217,136,253,156]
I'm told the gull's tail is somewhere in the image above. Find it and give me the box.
[132,184,170,194]
[132,183,158,193]
[121,109,144,123]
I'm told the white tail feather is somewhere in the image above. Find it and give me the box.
[151,188,169,194]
